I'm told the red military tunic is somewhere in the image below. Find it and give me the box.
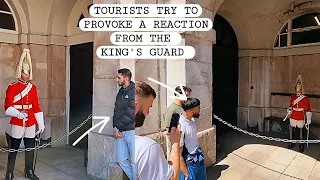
[289,95,311,121]
[4,80,41,127]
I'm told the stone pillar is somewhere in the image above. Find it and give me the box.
[238,51,272,131]
[0,44,20,146]
[87,0,135,179]
[237,56,251,129]
[166,39,186,107]
[135,0,167,145]
[47,45,67,147]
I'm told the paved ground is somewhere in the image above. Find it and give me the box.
[0,146,90,180]
[1,131,319,180]
[207,131,320,180]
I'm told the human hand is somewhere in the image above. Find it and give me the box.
[307,119,311,125]
[113,130,123,138]
[36,124,45,134]
[113,130,119,138]
[18,112,28,120]
[117,131,123,138]
[169,125,181,144]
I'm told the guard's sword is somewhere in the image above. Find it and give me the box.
[20,108,27,135]
[305,123,310,148]
[33,133,40,171]
[19,90,27,135]
[283,111,291,121]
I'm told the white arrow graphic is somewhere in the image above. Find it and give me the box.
[72,116,110,146]
[147,77,187,101]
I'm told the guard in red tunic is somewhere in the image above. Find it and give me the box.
[286,75,311,153]
[3,49,45,180]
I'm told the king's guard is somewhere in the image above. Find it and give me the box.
[286,75,311,153]
[3,49,45,180]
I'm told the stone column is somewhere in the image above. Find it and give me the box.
[47,45,67,147]
[166,39,186,107]
[0,44,20,146]
[135,0,168,149]
[238,50,272,131]
[87,0,135,179]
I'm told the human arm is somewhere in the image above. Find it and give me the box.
[179,150,188,178]
[164,110,174,130]
[112,93,120,137]
[287,96,294,114]
[33,86,45,134]
[4,84,27,119]
[168,127,182,180]
[305,97,312,125]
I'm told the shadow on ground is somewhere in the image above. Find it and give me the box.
[206,130,320,180]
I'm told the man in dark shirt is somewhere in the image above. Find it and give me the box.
[113,68,135,180]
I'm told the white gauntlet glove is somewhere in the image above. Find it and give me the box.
[5,107,28,119]
[306,112,312,125]
[35,112,45,134]
[287,107,292,115]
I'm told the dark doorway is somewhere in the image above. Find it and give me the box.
[212,15,239,138]
[69,42,93,150]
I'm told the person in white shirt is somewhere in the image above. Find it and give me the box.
[179,98,207,180]
[134,81,182,180]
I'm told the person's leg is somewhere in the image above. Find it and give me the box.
[179,171,186,180]
[5,132,22,180]
[299,126,304,153]
[179,154,197,180]
[23,137,39,180]
[196,158,207,180]
[116,131,132,180]
[124,130,135,180]
[288,119,295,149]
[186,163,197,180]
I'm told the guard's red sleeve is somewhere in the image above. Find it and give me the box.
[304,97,311,112]
[289,96,294,108]
[4,85,14,111]
[32,86,41,113]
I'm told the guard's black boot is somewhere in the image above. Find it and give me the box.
[5,173,14,180]
[25,169,39,180]
[5,157,15,180]
[287,142,294,149]
[24,137,38,180]
[299,144,305,153]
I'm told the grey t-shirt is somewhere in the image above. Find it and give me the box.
[179,115,200,154]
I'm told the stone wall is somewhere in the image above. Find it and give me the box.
[0,43,67,147]
[270,54,320,122]
[237,52,320,136]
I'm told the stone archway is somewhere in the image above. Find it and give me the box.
[212,14,239,138]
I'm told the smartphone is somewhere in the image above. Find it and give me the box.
[168,113,180,133]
